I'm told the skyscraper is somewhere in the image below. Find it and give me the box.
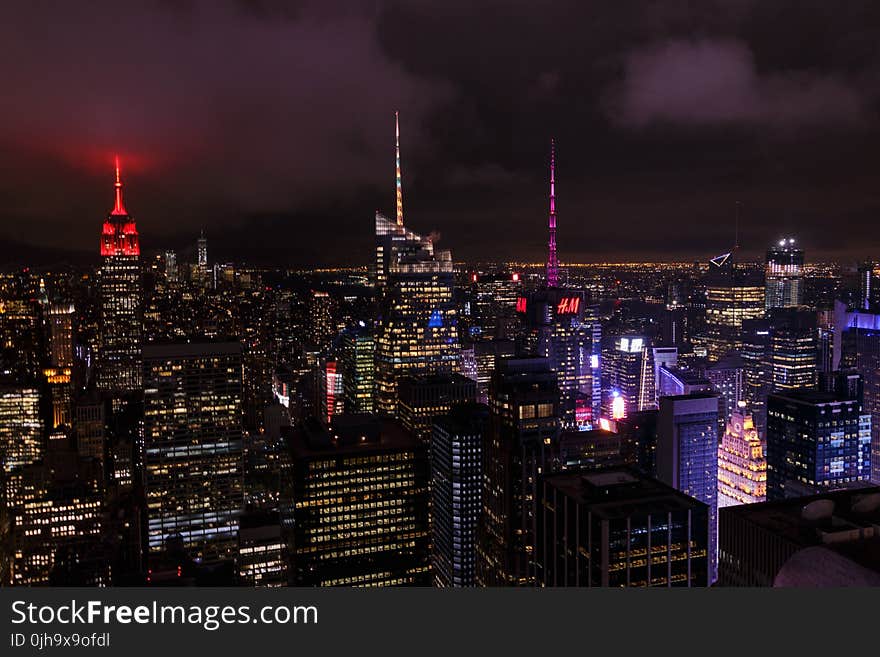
[766,388,871,500]
[701,252,764,362]
[479,357,559,586]
[706,353,744,428]
[601,335,651,419]
[838,302,880,483]
[97,157,142,394]
[340,325,375,414]
[47,302,74,369]
[142,342,245,562]
[307,290,335,350]
[657,392,719,582]
[741,318,772,436]
[197,229,208,269]
[398,373,476,444]
[524,289,594,426]
[765,239,804,310]
[432,403,487,587]
[374,114,460,415]
[538,469,710,587]
[6,437,106,585]
[0,381,43,474]
[287,415,430,587]
[768,307,818,393]
[318,357,344,424]
[717,407,766,507]
[857,261,874,311]
[164,250,178,283]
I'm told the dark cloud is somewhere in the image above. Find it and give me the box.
[0,0,447,245]
[610,39,866,128]
[1,0,880,264]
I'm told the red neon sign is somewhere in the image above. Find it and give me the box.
[516,297,527,313]
[556,297,580,315]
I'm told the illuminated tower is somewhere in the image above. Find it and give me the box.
[524,289,595,427]
[765,238,804,310]
[197,230,208,268]
[97,156,143,394]
[375,114,460,415]
[601,335,651,420]
[717,407,766,507]
[701,252,764,362]
[546,139,559,288]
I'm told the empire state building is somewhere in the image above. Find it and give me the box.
[97,157,143,394]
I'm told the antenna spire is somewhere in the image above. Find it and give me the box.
[111,155,127,216]
[547,138,559,288]
[734,200,742,251]
[395,111,403,226]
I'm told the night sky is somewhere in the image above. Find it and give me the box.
[2,0,880,265]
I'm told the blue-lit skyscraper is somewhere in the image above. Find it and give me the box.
[766,388,872,500]
[432,403,487,587]
[657,392,720,582]
[837,301,880,483]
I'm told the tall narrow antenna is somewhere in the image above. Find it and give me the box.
[111,155,127,216]
[395,111,403,226]
[734,200,742,251]
[547,138,559,288]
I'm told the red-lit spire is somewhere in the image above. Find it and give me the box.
[101,154,139,257]
[111,155,127,216]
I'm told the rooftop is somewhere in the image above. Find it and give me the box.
[289,414,421,459]
[720,486,880,552]
[544,467,708,520]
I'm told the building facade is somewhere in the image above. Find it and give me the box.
[766,388,872,500]
[657,392,719,581]
[431,403,487,587]
[765,239,804,310]
[142,342,245,562]
[717,408,767,507]
[538,469,710,587]
[287,415,430,587]
[479,358,560,586]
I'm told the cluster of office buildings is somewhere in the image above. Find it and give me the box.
[1,118,879,587]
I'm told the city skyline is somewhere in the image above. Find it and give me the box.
[4,1,880,592]
[3,1,880,265]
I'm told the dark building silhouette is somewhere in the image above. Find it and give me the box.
[478,357,560,586]
[719,487,880,586]
[538,468,710,587]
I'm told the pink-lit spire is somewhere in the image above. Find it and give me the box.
[395,111,403,226]
[111,155,127,216]
[547,138,559,288]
